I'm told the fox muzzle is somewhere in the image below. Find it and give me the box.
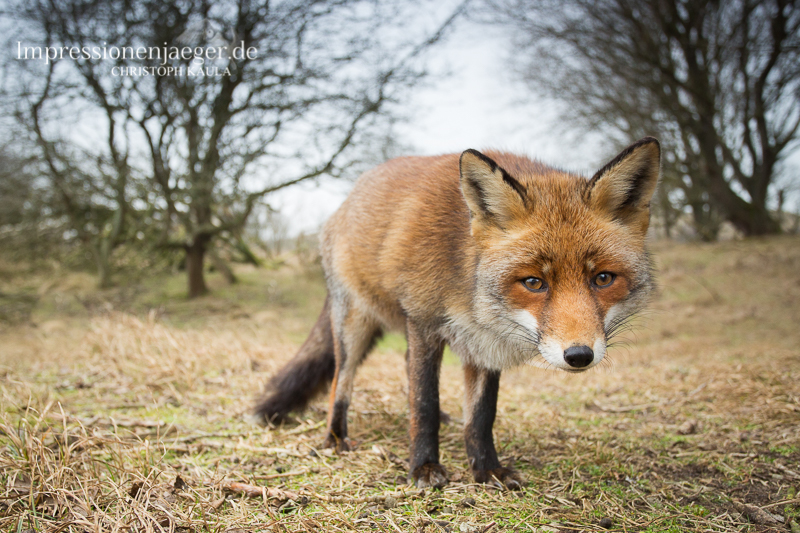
[563,345,593,368]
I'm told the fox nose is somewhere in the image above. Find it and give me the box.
[564,345,593,368]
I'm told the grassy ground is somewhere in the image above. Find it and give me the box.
[1,237,799,532]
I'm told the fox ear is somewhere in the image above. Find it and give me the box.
[460,149,528,230]
[587,137,660,233]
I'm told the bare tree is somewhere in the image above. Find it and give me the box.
[3,1,137,286]
[5,0,463,296]
[0,146,59,266]
[492,0,800,237]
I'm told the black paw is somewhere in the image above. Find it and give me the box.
[409,463,448,489]
[322,433,353,453]
[472,466,525,490]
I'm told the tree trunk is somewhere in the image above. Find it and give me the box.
[696,141,782,237]
[743,208,782,236]
[186,236,210,298]
[719,199,781,236]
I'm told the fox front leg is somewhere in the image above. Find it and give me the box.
[463,363,524,489]
[406,321,448,488]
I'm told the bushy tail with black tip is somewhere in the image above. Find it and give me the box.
[254,295,335,423]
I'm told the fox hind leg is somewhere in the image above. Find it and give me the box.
[463,363,524,489]
[323,299,380,453]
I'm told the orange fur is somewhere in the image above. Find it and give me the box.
[321,139,660,372]
[259,137,661,488]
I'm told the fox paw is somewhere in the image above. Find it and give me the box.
[410,463,448,489]
[322,434,354,453]
[472,467,525,490]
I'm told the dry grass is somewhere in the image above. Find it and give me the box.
[1,236,799,532]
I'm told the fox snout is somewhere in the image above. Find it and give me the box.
[564,345,594,368]
[537,335,606,372]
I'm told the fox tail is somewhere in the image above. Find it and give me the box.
[254,295,335,423]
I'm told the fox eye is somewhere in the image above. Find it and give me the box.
[522,277,547,292]
[593,272,616,288]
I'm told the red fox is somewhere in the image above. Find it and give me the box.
[256,137,660,489]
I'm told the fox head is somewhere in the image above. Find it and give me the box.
[458,138,660,371]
